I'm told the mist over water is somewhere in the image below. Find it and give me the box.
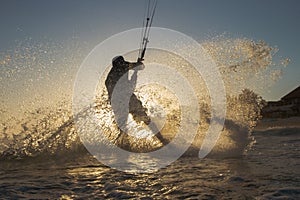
[0,37,85,119]
[0,35,289,159]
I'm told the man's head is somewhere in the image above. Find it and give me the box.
[112,56,125,66]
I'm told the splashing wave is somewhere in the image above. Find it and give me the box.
[0,36,288,160]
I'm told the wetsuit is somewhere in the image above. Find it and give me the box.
[105,56,150,124]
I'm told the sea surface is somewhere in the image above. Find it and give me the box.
[0,32,296,199]
[1,126,299,199]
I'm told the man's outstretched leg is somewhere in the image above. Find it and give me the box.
[129,94,168,145]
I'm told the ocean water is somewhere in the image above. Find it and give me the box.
[0,126,299,199]
[0,35,296,199]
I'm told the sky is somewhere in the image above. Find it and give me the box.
[1,0,300,101]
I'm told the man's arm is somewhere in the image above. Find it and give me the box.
[128,61,145,70]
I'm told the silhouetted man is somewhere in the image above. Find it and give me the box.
[105,56,167,145]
